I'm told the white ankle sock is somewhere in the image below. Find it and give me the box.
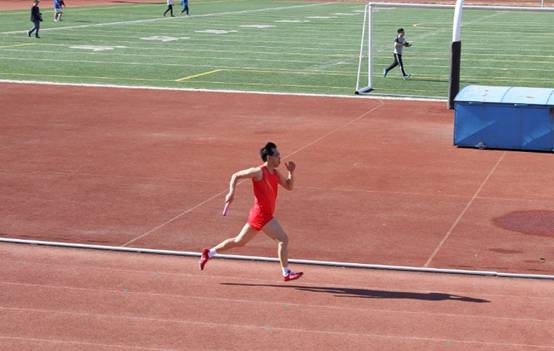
[208,248,217,258]
[282,267,291,276]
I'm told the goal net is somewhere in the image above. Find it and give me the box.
[355,2,554,105]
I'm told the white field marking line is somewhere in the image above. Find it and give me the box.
[4,281,554,325]
[103,16,358,29]
[6,48,551,79]
[54,21,363,37]
[0,11,358,42]
[0,54,336,67]
[0,71,334,89]
[424,152,507,268]
[0,71,167,82]
[16,55,552,76]
[406,56,554,67]
[0,336,177,351]
[0,72,349,91]
[122,102,387,246]
[66,18,362,32]
[2,306,554,348]
[19,30,362,50]
[0,79,446,102]
[3,34,360,53]
[101,30,362,50]
[2,237,554,280]
[9,14,544,50]
[0,2,334,35]
[19,20,550,48]
[0,43,35,49]
[1,41,358,58]
[4,51,551,74]
[0,39,359,54]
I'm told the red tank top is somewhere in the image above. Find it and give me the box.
[252,165,279,215]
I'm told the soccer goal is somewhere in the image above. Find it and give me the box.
[355,2,554,107]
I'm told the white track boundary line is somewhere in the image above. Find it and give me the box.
[1,237,552,280]
[424,152,506,267]
[0,79,446,102]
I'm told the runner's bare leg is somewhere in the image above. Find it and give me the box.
[213,223,258,252]
[262,218,289,268]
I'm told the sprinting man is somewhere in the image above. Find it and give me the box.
[180,0,189,15]
[28,0,43,38]
[383,27,412,80]
[163,0,174,17]
[199,142,303,282]
[53,0,64,22]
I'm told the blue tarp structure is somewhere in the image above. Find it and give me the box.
[454,85,554,152]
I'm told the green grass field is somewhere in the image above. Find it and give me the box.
[0,0,552,98]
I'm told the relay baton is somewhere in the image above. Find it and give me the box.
[222,202,230,216]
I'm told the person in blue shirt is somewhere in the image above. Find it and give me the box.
[53,0,65,22]
[180,0,189,15]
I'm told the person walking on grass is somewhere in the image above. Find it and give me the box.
[199,142,304,282]
[383,27,412,80]
[180,0,189,16]
[163,0,174,17]
[53,0,65,22]
[28,0,43,38]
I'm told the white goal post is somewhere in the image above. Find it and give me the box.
[355,2,554,108]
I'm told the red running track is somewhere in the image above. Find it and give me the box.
[1,82,553,275]
[1,243,553,350]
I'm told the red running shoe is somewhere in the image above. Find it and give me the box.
[283,271,303,282]
[199,248,210,270]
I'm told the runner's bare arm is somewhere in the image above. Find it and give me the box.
[225,167,263,203]
[277,161,295,191]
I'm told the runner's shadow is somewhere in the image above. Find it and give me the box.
[221,283,489,303]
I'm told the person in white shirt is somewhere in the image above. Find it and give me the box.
[163,0,174,17]
[383,28,412,80]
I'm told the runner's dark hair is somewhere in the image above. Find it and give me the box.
[260,142,277,161]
